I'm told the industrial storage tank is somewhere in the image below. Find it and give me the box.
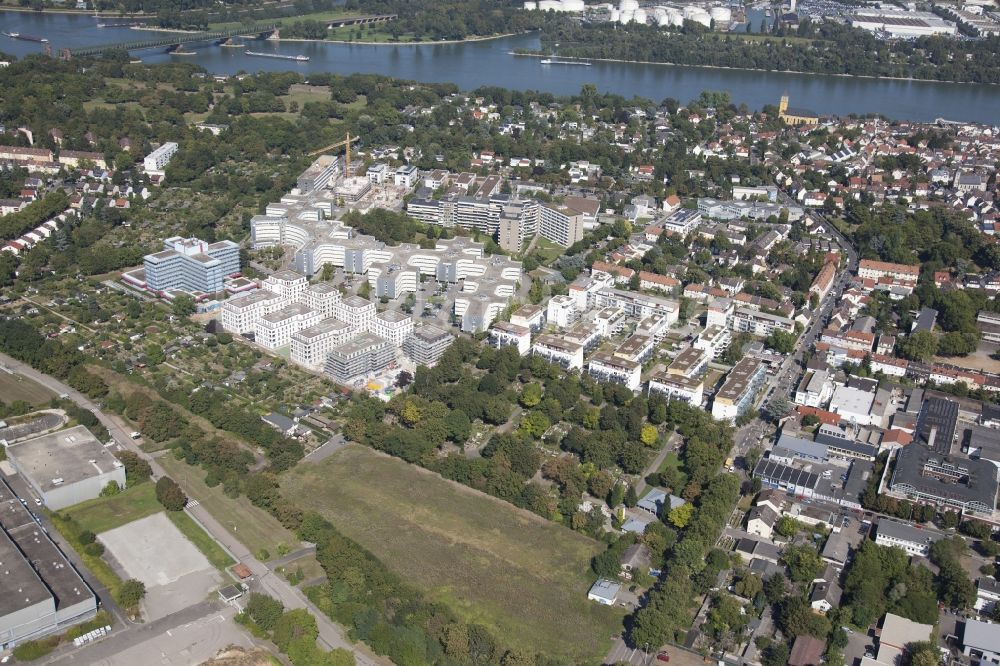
[683,5,711,25]
[619,0,639,14]
[619,9,634,22]
[632,8,647,22]
[709,6,732,23]
[562,0,586,11]
[610,8,621,20]
[667,8,684,24]
[524,1,538,8]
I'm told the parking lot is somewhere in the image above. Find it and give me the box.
[99,512,221,621]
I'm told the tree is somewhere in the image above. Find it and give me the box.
[116,579,146,609]
[519,382,542,408]
[667,502,694,528]
[775,516,798,537]
[763,397,792,423]
[155,476,187,511]
[395,370,413,388]
[100,481,121,497]
[624,485,638,508]
[115,450,152,485]
[244,593,284,632]
[171,294,196,317]
[782,544,823,583]
[898,330,938,362]
[765,330,797,354]
[640,424,658,446]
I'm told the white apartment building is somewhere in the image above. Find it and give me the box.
[660,209,702,236]
[334,295,376,330]
[594,289,679,325]
[648,372,704,406]
[369,310,414,348]
[635,314,671,344]
[510,304,545,332]
[302,282,342,318]
[732,307,796,336]
[254,302,322,349]
[588,352,642,392]
[290,318,357,369]
[694,325,732,359]
[143,142,178,172]
[366,163,388,184]
[594,307,627,338]
[489,321,532,356]
[706,298,734,328]
[794,370,834,408]
[263,269,308,302]
[394,165,419,188]
[532,334,584,370]
[667,347,708,379]
[547,295,578,329]
[220,290,285,334]
[857,259,920,283]
[874,520,942,557]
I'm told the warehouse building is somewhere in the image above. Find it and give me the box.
[850,10,957,37]
[6,426,126,510]
[0,479,97,648]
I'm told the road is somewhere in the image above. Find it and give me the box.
[635,432,680,495]
[0,351,389,666]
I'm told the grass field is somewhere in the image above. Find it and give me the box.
[282,444,624,662]
[166,510,237,572]
[530,236,564,264]
[0,372,55,407]
[63,483,161,534]
[158,454,295,559]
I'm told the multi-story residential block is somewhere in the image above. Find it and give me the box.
[732,307,796,336]
[587,351,641,392]
[394,165,419,188]
[547,295,578,329]
[706,298,734,328]
[510,304,545,332]
[143,142,178,172]
[302,281,342,318]
[366,163,388,184]
[647,371,704,405]
[858,259,920,283]
[594,307,627,337]
[638,271,680,294]
[334,295,376,331]
[711,357,767,422]
[496,199,539,254]
[489,321,532,356]
[874,519,942,557]
[369,310,414,348]
[794,370,834,408]
[635,314,671,344]
[254,302,321,349]
[143,236,240,295]
[297,155,340,192]
[667,347,708,379]
[660,208,702,236]
[594,289,679,325]
[263,269,308,302]
[404,325,454,367]
[539,203,586,247]
[373,265,419,300]
[220,289,285,334]
[324,333,395,385]
[611,335,651,365]
[290,317,357,369]
[693,325,732,359]
[531,334,584,370]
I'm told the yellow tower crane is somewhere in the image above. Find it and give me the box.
[309,132,360,174]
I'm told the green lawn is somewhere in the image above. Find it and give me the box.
[282,444,624,662]
[63,483,161,534]
[208,8,354,30]
[657,451,682,475]
[0,372,55,407]
[166,510,237,572]
[158,454,295,560]
[530,236,564,264]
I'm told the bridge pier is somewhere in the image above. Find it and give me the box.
[266,28,280,40]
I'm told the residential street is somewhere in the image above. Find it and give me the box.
[0,352,388,666]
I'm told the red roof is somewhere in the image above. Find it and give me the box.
[231,563,253,579]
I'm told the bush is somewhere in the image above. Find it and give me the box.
[155,476,187,511]
[84,542,105,557]
[116,579,146,609]
[12,636,59,661]
[78,530,96,545]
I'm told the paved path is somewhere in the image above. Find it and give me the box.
[635,432,679,495]
[0,352,388,666]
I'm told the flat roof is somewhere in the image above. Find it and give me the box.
[669,347,706,374]
[916,397,959,454]
[963,619,1000,655]
[7,425,120,491]
[412,324,453,344]
[341,295,374,309]
[876,519,943,547]
[717,357,764,401]
[376,309,411,323]
[330,332,389,357]
[0,528,51,617]
[260,302,314,323]
[890,445,997,509]
[293,317,350,339]
[9,521,91,610]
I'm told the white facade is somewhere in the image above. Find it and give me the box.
[547,295,578,329]
[647,372,704,405]
[254,303,321,349]
[369,310,414,348]
[334,295,376,331]
[143,142,178,171]
[263,270,308,302]
[532,334,584,370]
[290,318,357,369]
[587,352,642,392]
[489,321,532,356]
[694,325,731,359]
[732,307,796,336]
[220,290,285,334]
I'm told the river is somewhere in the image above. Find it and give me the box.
[2,9,999,123]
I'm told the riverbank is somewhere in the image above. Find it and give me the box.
[282,31,520,46]
[510,50,1000,87]
[0,5,154,17]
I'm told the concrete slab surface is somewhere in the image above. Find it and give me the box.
[99,512,211,587]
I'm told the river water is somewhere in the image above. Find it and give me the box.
[2,9,999,123]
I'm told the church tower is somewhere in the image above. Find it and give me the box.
[779,94,789,115]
